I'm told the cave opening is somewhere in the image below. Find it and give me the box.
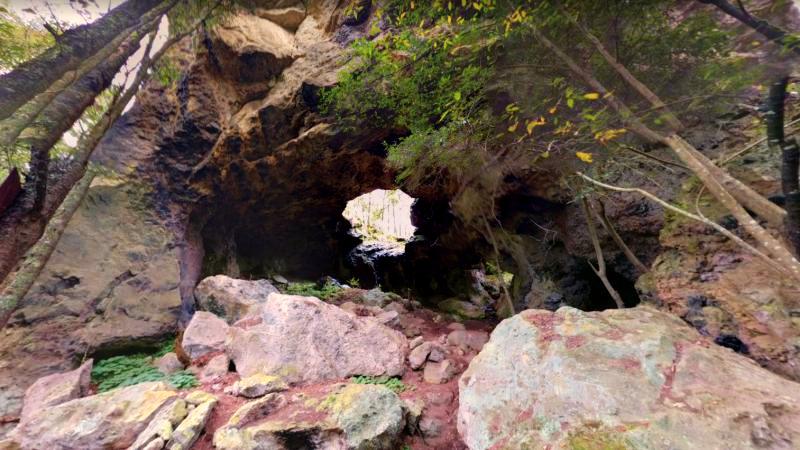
[342,189,417,289]
[576,260,641,311]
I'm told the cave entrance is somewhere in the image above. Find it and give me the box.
[342,189,416,289]
[343,189,416,249]
[577,260,641,311]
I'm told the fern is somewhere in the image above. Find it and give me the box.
[350,375,406,393]
[91,340,196,392]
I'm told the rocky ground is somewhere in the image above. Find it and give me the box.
[2,275,799,449]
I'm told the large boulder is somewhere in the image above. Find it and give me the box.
[458,306,800,450]
[18,360,92,423]
[195,275,279,323]
[214,383,405,450]
[8,382,179,449]
[226,293,407,383]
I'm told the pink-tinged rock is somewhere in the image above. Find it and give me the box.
[226,293,407,383]
[19,359,92,422]
[9,382,178,449]
[155,352,183,375]
[199,354,230,383]
[458,306,800,450]
[195,275,279,323]
[423,360,457,384]
[409,342,447,370]
[182,311,230,360]
[446,329,488,353]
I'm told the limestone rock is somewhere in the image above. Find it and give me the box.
[211,14,298,81]
[9,382,179,449]
[438,298,484,320]
[155,352,184,375]
[182,311,229,360]
[195,275,279,323]
[226,293,406,383]
[254,6,306,31]
[214,384,404,450]
[446,329,489,353]
[130,398,188,450]
[167,394,217,450]
[423,360,457,385]
[19,359,92,422]
[458,306,800,450]
[224,373,289,398]
[198,353,229,383]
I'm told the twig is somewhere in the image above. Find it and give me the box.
[577,171,789,276]
[580,196,625,308]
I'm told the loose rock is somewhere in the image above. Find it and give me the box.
[195,275,279,323]
[181,312,229,361]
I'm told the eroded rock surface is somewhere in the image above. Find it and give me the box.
[226,293,407,382]
[195,275,278,323]
[458,306,800,450]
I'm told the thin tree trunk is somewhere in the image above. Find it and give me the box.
[698,0,800,56]
[767,77,800,256]
[581,197,625,308]
[23,14,163,212]
[0,2,173,150]
[0,8,215,286]
[0,169,95,328]
[592,199,649,273]
[531,27,800,281]
[0,0,165,121]
[573,18,786,228]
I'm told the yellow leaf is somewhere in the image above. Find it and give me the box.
[548,106,557,114]
[526,117,546,135]
[576,152,593,163]
[508,122,519,133]
[541,151,550,159]
[594,128,627,144]
[583,92,600,100]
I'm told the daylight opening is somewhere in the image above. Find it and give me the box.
[343,189,416,248]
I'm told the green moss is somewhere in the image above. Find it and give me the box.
[566,427,631,450]
[350,375,406,393]
[282,281,343,301]
[91,339,197,392]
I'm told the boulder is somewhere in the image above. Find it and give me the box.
[423,360,458,385]
[155,353,184,375]
[9,382,179,449]
[226,293,406,383]
[214,384,404,450]
[195,275,279,323]
[438,298,484,320]
[446,329,489,353]
[197,353,230,383]
[458,306,800,450]
[18,359,92,422]
[167,393,217,450]
[129,398,188,450]
[409,342,446,370]
[181,312,229,360]
[224,373,288,398]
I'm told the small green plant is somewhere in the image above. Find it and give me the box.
[90,340,197,392]
[347,277,361,288]
[283,281,343,300]
[350,375,406,393]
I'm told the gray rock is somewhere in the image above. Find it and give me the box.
[423,360,457,384]
[18,359,92,423]
[226,293,406,383]
[195,275,279,323]
[446,329,489,353]
[224,373,288,398]
[458,306,800,450]
[155,352,184,375]
[182,312,229,361]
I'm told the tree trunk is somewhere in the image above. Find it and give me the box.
[574,17,786,228]
[0,0,166,121]
[0,2,173,150]
[531,26,800,281]
[22,15,162,212]
[767,77,800,256]
[698,0,800,56]
[0,169,95,328]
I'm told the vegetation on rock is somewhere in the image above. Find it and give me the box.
[90,341,197,392]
